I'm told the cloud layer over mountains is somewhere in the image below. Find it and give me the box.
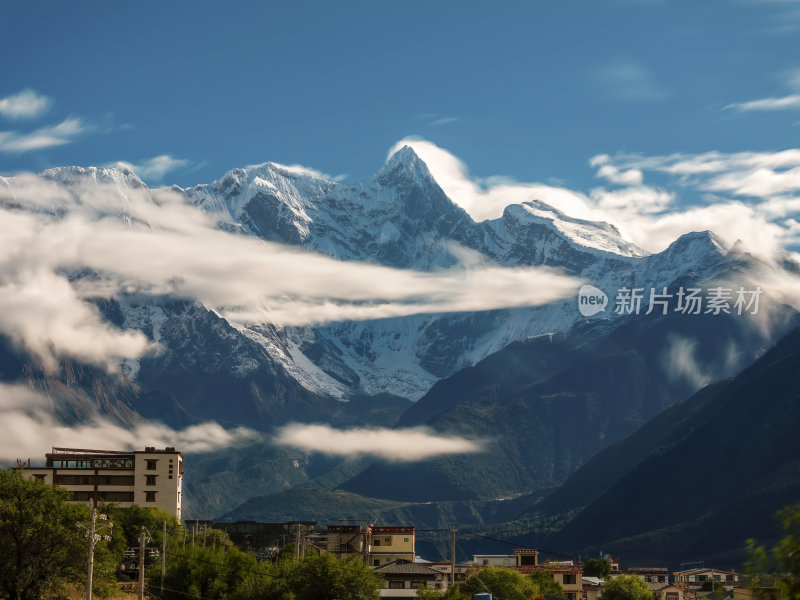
[392,138,800,258]
[0,169,580,373]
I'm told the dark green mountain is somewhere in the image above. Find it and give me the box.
[540,326,800,566]
[338,305,795,504]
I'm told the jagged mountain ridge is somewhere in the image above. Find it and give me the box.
[3,148,797,521]
[6,150,770,416]
[173,146,740,406]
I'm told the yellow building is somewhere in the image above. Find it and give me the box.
[325,524,415,566]
[21,446,183,518]
[369,526,415,567]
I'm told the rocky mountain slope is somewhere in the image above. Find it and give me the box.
[537,325,800,565]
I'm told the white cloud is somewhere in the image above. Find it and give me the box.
[726,94,800,112]
[389,138,795,256]
[0,89,52,120]
[590,154,644,185]
[273,423,482,461]
[662,336,712,390]
[388,137,592,222]
[431,116,459,126]
[725,68,800,112]
[113,155,191,182]
[592,58,671,101]
[0,172,581,370]
[245,161,347,183]
[0,117,85,153]
[0,383,259,464]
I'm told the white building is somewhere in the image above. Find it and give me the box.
[22,446,183,518]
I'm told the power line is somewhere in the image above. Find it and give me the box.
[144,582,220,600]
[469,533,575,561]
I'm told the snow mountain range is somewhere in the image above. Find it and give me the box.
[99,146,752,413]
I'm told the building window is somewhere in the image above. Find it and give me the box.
[567,594,577,600]
[373,539,380,546]
[388,581,404,589]
[410,581,426,589]
[100,491,134,502]
[563,574,577,585]
[404,537,409,542]
[146,475,157,486]
[33,474,46,482]
[374,559,380,566]
[146,459,157,470]
[145,491,157,502]
[384,537,391,543]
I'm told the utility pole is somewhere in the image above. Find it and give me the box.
[451,529,457,587]
[295,524,301,561]
[160,521,167,599]
[77,499,112,600]
[138,526,151,600]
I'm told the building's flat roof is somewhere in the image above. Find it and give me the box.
[674,568,739,575]
[47,446,183,457]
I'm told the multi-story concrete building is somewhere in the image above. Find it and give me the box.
[325,524,415,566]
[21,446,183,518]
[369,526,415,566]
[620,567,671,584]
[673,567,741,588]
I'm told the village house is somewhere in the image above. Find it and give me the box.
[374,560,449,597]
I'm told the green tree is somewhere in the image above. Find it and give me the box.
[289,553,383,600]
[746,502,800,600]
[459,566,540,600]
[151,539,260,600]
[0,469,89,600]
[584,558,612,579]
[529,569,566,596]
[600,575,654,600]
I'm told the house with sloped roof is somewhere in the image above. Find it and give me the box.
[374,559,449,598]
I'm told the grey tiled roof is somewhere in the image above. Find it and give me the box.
[375,560,443,575]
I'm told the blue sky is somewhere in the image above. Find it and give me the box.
[2,1,799,189]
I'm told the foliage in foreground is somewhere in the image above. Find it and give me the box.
[153,545,383,600]
[425,566,565,600]
[0,469,89,600]
[747,503,800,600]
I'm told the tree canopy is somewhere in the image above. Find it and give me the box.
[584,558,612,579]
[458,566,541,600]
[600,575,654,600]
[0,469,89,600]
